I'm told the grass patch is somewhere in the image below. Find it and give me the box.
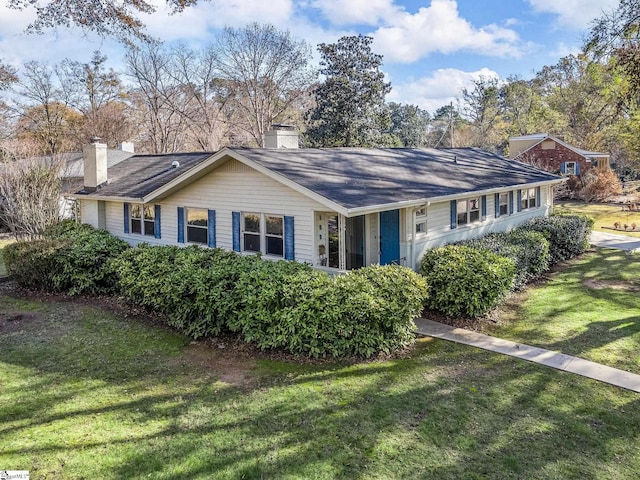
[1,290,640,478]
[556,201,640,237]
[490,249,640,373]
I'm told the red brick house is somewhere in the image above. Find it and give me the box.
[508,133,610,176]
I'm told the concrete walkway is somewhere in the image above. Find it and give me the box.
[591,231,640,251]
[415,318,640,393]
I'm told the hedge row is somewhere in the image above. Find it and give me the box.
[420,214,593,318]
[113,245,427,358]
[3,220,129,295]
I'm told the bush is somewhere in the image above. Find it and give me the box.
[4,221,129,294]
[456,230,550,289]
[3,239,67,291]
[579,169,622,202]
[115,245,428,358]
[113,244,262,338]
[519,215,593,264]
[43,220,130,295]
[232,264,427,358]
[420,245,515,318]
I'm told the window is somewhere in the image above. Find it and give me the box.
[499,192,509,216]
[520,188,538,210]
[415,206,427,235]
[242,213,284,257]
[565,161,576,175]
[129,203,155,236]
[457,198,480,226]
[243,213,261,252]
[265,216,284,256]
[187,208,208,244]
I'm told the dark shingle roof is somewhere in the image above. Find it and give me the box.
[233,147,561,209]
[76,152,214,198]
[79,147,561,209]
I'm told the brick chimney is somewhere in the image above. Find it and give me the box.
[83,137,108,192]
[265,124,299,149]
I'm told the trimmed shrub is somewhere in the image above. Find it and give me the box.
[456,231,549,290]
[113,244,262,338]
[3,239,67,291]
[115,245,428,358]
[420,245,516,318]
[4,221,129,294]
[519,214,593,264]
[232,264,427,358]
[43,220,130,295]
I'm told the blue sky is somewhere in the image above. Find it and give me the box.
[0,0,620,112]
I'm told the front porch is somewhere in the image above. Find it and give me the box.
[314,210,403,271]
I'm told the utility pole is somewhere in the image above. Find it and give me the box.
[449,102,454,148]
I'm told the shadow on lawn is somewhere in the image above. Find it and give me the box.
[2,295,640,478]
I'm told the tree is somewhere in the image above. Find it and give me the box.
[209,23,314,147]
[5,0,199,44]
[306,35,392,147]
[387,102,430,147]
[579,168,623,202]
[461,76,503,150]
[0,141,64,238]
[586,0,640,105]
[426,104,467,148]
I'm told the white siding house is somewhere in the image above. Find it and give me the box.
[75,128,564,272]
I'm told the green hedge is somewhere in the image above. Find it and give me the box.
[420,245,516,318]
[231,263,426,357]
[519,214,593,264]
[456,230,550,289]
[4,221,129,294]
[114,246,428,358]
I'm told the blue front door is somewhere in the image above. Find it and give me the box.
[379,209,400,265]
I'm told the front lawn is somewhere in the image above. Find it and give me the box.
[1,282,639,479]
[556,201,640,237]
[490,248,640,374]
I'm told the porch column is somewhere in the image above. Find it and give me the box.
[339,214,346,270]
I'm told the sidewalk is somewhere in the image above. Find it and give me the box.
[415,318,640,393]
[591,231,640,251]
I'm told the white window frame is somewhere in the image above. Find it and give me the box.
[565,161,576,175]
[520,188,538,210]
[242,212,284,258]
[457,197,480,226]
[129,203,155,236]
[186,208,208,245]
[415,206,427,236]
[499,192,509,216]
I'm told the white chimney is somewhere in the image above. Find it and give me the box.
[83,137,108,192]
[118,141,135,153]
[265,124,299,149]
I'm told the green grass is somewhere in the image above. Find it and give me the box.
[490,248,640,373]
[556,201,640,237]
[2,273,640,479]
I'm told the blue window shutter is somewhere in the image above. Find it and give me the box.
[517,190,522,212]
[494,193,500,218]
[481,195,487,221]
[207,209,216,248]
[232,211,241,252]
[575,162,581,175]
[177,207,185,243]
[560,162,566,174]
[536,187,541,207]
[124,203,130,234]
[154,205,161,239]
[284,215,295,260]
[509,191,514,215]
[450,200,457,229]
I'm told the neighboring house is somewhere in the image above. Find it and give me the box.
[76,128,563,271]
[509,133,610,176]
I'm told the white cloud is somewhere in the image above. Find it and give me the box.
[312,0,401,26]
[526,0,619,29]
[373,0,522,63]
[388,67,499,113]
